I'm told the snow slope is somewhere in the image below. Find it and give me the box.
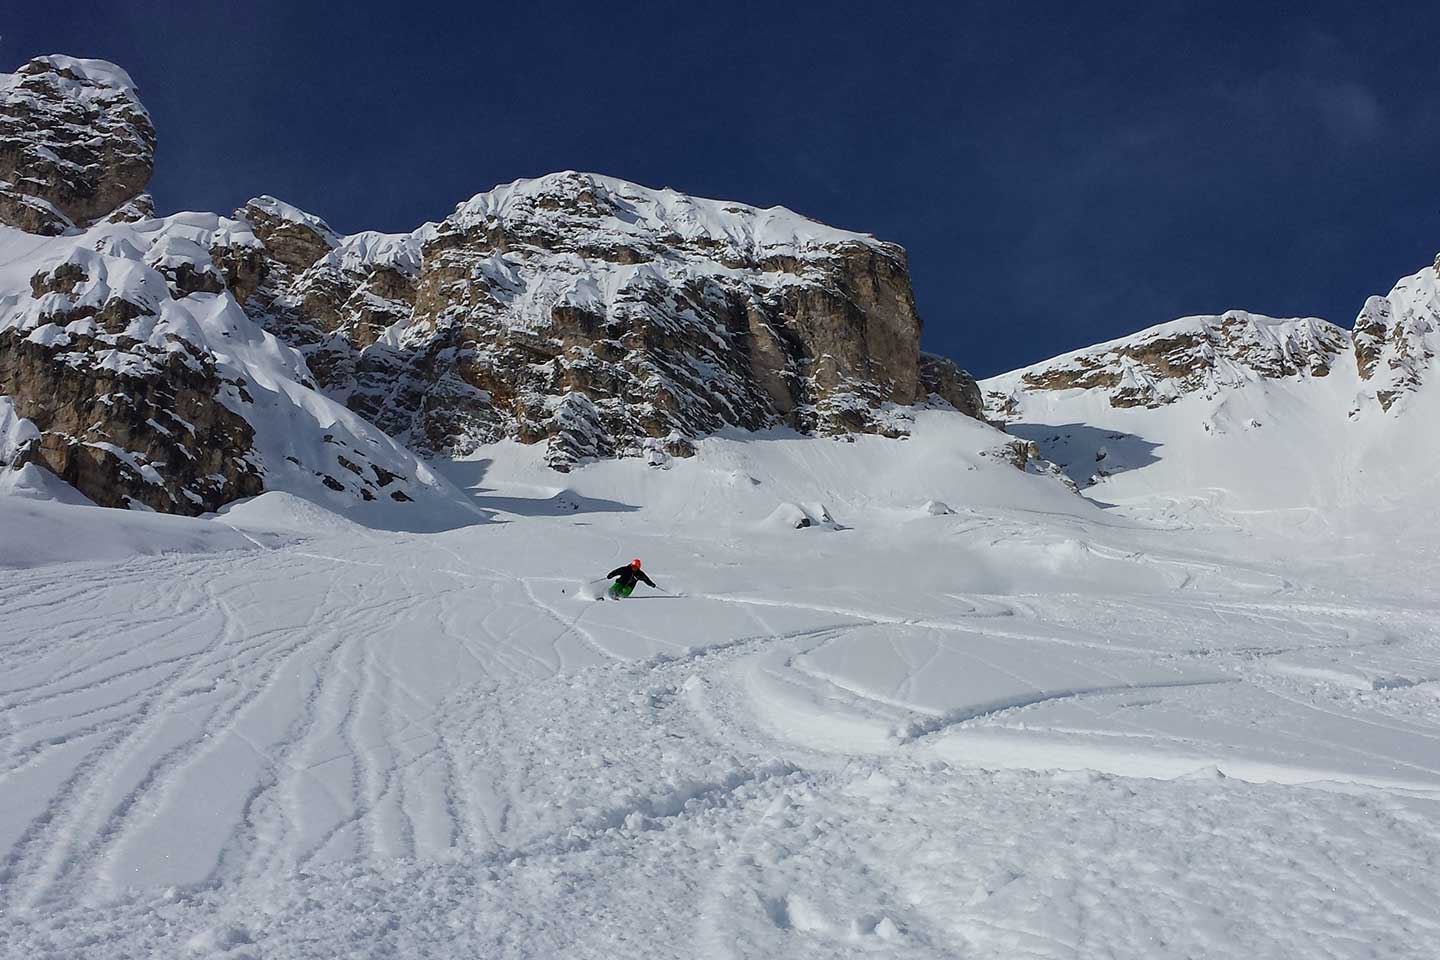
[3,410,1439,958]
[0,492,264,569]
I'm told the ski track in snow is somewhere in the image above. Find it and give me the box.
[3,499,1440,958]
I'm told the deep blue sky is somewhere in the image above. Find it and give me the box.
[8,2,1438,376]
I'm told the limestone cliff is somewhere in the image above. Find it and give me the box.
[237,173,984,469]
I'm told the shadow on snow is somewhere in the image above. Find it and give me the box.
[1006,422,1162,493]
[432,458,640,519]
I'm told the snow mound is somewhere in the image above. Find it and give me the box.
[761,501,838,531]
[0,496,260,569]
[458,410,1086,533]
[329,225,436,276]
[0,396,40,465]
[0,462,95,504]
[216,491,370,536]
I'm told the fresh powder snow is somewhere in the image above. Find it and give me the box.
[2,407,1439,958]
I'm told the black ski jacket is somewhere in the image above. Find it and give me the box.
[607,565,656,589]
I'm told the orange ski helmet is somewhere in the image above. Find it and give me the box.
[630,558,642,568]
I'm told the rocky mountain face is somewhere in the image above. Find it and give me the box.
[0,53,986,515]
[0,263,264,513]
[1351,258,1440,411]
[986,269,1440,424]
[0,56,155,235]
[979,263,1440,506]
[0,57,473,520]
[0,207,468,518]
[987,311,1350,416]
[235,172,983,470]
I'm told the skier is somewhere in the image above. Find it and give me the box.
[605,558,657,599]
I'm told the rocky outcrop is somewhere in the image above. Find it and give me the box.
[980,255,1440,462]
[0,327,263,512]
[1,208,474,518]
[918,352,985,420]
[240,196,338,275]
[1,245,264,512]
[0,56,155,234]
[229,201,424,400]
[238,172,966,469]
[988,311,1348,415]
[1351,262,1440,412]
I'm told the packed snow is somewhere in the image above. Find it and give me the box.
[2,409,1439,958]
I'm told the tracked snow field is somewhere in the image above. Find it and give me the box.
[3,436,1440,958]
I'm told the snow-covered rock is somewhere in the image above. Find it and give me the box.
[0,214,479,523]
[988,268,1440,431]
[0,50,1009,517]
[0,56,155,235]
[0,56,484,523]
[0,395,40,466]
[237,172,984,470]
[981,258,1440,511]
[988,310,1348,413]
[1352,260,1440,411]
[762,501,838,531]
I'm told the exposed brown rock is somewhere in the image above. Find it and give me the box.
[30,261,86,298]
[1352,301,1388,381]
[1,329,263,513]
[239,197,336,275]
[0,56,155,233]
[918,352,985,419]
[235,173,961,470]
[1016,312,1347,410]
[209,241,269,305]
[1022,357,1123,393]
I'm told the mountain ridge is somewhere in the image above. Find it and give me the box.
[981,261,1440,511]
[986,257,1440,421]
